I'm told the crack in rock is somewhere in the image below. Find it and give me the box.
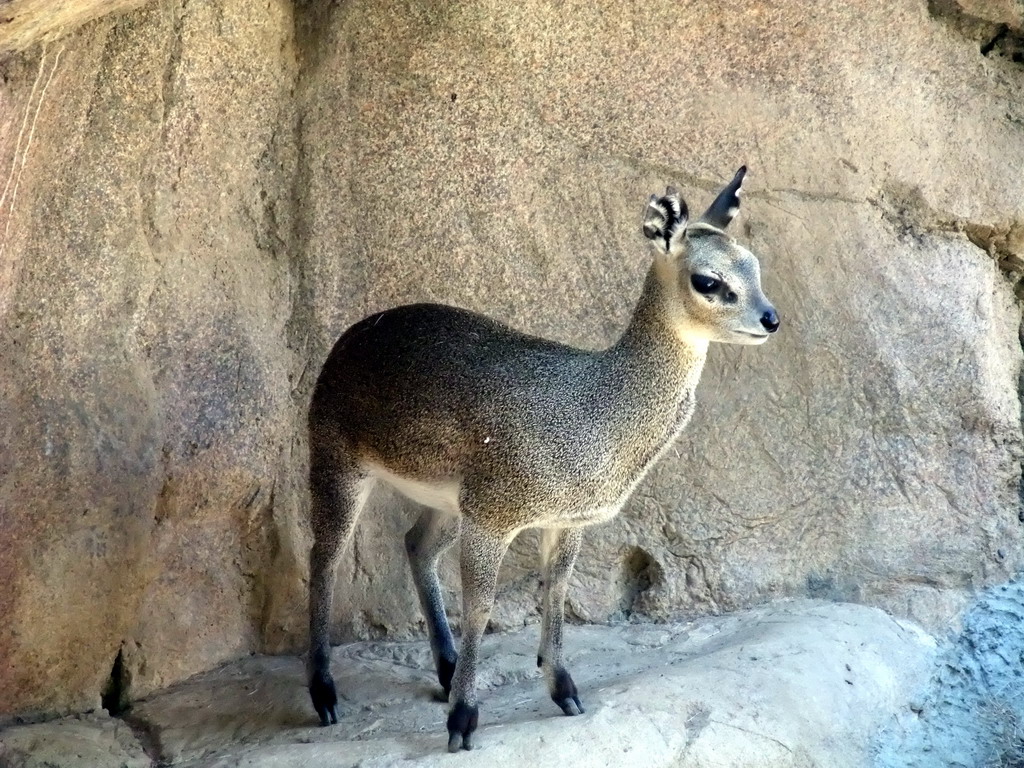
[871,183,1024,297]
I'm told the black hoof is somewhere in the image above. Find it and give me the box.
[438,653,458,699]
[551,667,585,717]
[446,700,479,752]
[309,670,339,726]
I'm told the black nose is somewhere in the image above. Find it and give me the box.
[760,309,780,333]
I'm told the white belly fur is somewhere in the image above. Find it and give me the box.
[365,463,462,516]
[362,464,632,529]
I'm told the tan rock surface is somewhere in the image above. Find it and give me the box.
[0,0,301,715]
[0,601,939,767]
[0,713,150,768]
[940,0,1024,30]
[0,0,153,55]
[0,0,1022,718]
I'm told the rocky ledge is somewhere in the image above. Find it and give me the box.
[0,600,936,768]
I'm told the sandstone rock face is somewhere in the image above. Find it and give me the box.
[0,0,301,715]
[0,602,942,767]
[1,0,1023,718]
[934,0,1024,33]
[0,0,152,56]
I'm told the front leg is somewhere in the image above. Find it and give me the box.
[446,520,510,752]
[537,527,584,716]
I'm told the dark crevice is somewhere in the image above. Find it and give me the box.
[982,24,1024,63]
[1019,322,1024,525]
[981,25,1009,55]
[616,546,662,619]
[101,643,168,766]
[927,0,1024,67]
[101,646,129,716]
[963,222,1024,300]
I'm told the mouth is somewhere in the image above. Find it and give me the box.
[733,330,769,344]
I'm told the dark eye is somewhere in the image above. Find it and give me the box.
[690,274,721,295]
[724,290,738,303]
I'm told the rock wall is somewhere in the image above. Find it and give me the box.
[0,0,301,715]
[1,0,1022,717]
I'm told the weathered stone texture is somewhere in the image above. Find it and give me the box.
[0,0,1022,718]
[0,0,300,714]
[0,0,153,55]
[0,602,941,767]
[934,0,1024,31]
[0,713,150,768]
[876,578,1024,768]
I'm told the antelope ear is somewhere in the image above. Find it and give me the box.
[700,166,746,229]
[642,186,688,256]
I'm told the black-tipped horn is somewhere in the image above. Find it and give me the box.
[700,165,746,229]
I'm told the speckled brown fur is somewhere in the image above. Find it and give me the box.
[305,168,778,750]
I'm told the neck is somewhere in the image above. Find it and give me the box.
[609,265,709,393]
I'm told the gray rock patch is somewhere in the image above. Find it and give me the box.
[875,578,1024,768]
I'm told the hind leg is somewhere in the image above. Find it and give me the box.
[405,508,460,698]
[307,448,373,727]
